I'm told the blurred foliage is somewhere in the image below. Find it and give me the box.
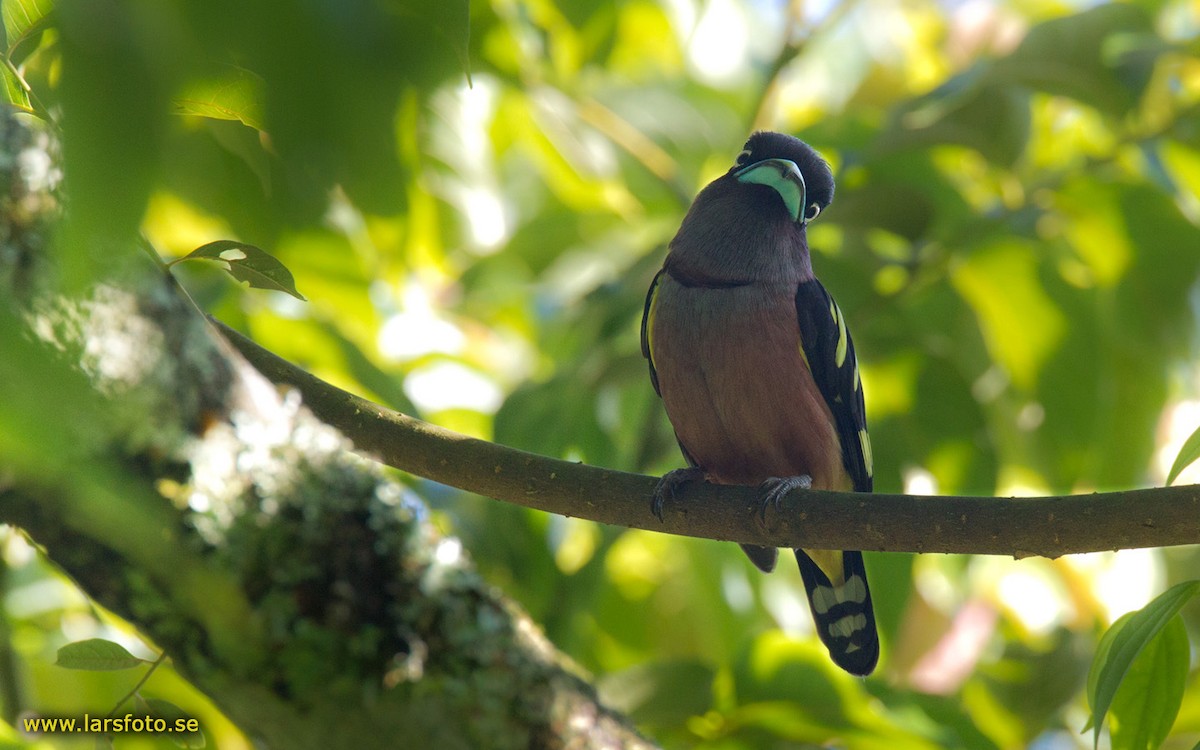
[3,0,1200,747]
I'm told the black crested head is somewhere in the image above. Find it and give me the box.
[665,131,833,283]
[733,131,835,212]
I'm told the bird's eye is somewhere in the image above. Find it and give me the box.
[805,203,822,222]
[735,148,752,165]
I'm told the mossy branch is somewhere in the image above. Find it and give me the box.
[213,319,1200,560]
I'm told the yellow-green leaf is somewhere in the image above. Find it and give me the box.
[951,239,1066,391]
[1087,581,1200,749]
[0,59,29,111]
[2,0,53,62]
[171,240,306,301]
[1165,424,1200,486]
[55,639,146,671]
[1108,614,1188,750]
[173,65,266,131]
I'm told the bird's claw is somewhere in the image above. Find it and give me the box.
[755,475,812,525]
[651,467,707,521]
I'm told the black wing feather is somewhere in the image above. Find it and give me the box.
[794,278,872,493]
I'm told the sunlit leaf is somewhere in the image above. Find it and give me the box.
[733,632,856,725]
[1055,179,1132,288]
[1087,581,1200,749]
[173,65,266,131]
[1165,424,1200,486]
[1107,614,1187,750]
[2,0,53,62]
[727,632,941,747]
[55,639,147,671]
[0,59,29,111]
[170,240,306,301]
[951,239,1066,391]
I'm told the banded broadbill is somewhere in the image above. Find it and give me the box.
[641,131,879,675]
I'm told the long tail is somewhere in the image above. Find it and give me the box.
[794,548,879,676]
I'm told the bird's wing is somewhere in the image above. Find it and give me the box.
[795,279,873,493]
[641,268,665,396]
[794,279,880,675]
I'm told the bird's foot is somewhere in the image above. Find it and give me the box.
[651,467,707,521]
[755,475,812,525]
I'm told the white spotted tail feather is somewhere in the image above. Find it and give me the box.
[795,549,878,675]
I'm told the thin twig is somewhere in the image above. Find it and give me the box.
[105,651,169,718]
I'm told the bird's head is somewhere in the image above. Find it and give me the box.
[731,131,834,226]
[667,132,835,285]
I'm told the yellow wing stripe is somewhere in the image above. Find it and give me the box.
[859,429,873,478]
[831,300,848,368]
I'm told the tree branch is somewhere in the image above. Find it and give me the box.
[0,107,654,749]
[2,290,655,750]
[213,319,1200,560]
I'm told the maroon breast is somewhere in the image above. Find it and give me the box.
[650,276,849,491]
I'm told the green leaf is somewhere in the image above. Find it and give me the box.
[204,119,272,195]
[56,0,173,288]
[1087,581,1200,748]
[388,0,471,84]
[732,632,854,725]
[494,374,616,467]
[951,239,1066,392]
[55,639,147,671]
[881,72,1031,167]
[173,65,266,131]
[1108,614,1188,750]
[0,59,29,111]
[1165,424,1200,486]
[171,240,307,301]
[992,4,1156,116]
[2,0,53,63]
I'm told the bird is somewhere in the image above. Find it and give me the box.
[640,131,879,675]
